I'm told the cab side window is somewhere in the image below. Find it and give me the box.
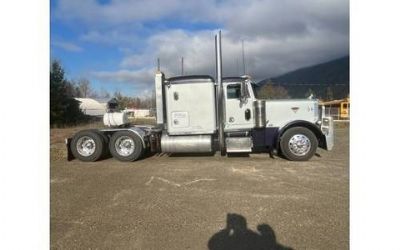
[227,84,240,99]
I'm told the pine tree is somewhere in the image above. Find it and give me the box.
[50,60,85,126]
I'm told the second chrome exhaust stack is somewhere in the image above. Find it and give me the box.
[215,31,225,154]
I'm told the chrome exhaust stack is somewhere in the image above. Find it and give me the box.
[155,71,165,127]
[215,31,225,154]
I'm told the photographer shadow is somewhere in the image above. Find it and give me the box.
[208,213,293,250]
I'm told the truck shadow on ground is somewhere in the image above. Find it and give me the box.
[167,152,217,157]
[95,150,320,162]
[208,213,293,250]
[95,150,158,162]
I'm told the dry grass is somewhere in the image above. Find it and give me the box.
[334,120,350,128]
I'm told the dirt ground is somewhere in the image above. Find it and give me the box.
[50,124,349,250]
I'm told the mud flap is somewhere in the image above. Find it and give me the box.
[65,138,74,161]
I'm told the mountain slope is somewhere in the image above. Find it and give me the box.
[271,56,349,84]
[257,56,349,99]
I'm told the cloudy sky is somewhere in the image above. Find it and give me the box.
[50,0,349,96]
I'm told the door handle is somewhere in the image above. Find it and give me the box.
[245,109,251,120]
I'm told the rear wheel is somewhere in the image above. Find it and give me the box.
[109,131,143,162]
[71,130,105,162]
[279,127,318,161]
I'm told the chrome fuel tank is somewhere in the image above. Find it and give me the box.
[161,134,212,153]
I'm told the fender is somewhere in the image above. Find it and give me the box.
[100,127,148,148]
[275,120,327,150]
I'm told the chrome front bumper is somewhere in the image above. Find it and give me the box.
[321,117,334,150]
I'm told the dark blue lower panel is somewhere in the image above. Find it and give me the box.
[252,127,279,149]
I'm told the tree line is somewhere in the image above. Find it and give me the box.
[112,92,155,110]
[255,80,349,100]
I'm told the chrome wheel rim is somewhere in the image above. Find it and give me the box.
[288,134,311,156]
[115,136,135,156]
[76,136,96,156]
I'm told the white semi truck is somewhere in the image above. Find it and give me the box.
[66,31,334,162]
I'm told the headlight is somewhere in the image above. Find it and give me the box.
[322,118,330,127]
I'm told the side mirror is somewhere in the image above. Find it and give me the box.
[240,81,250,101]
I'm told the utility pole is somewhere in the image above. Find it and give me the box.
[241,39,246,75]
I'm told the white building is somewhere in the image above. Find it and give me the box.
[75,98,107,117]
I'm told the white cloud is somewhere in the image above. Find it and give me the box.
[117,28,348,81]
[54,0,349,93]
[91,68,155,85]
[52,41,83,52]
[217,0,349,39]
[120,30,217,74]
[80,29,141,46]
[55,0,348,38]
[54,0,213,25]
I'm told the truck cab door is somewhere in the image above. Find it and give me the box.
[224,82,255,131]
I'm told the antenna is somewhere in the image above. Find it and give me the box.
[215,36,218,80]
[157,58,160,71]
[236,57,239,76]
[241,39,246,75]
[181,57,184,75]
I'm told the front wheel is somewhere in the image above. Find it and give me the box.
[279,127,318,161]
[109,131,144,162]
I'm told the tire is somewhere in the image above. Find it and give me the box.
[97,131,110,158]
[279,127,318,161]
[109,131,143,162]
[70,130,105,162]
[85,129,109,159]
